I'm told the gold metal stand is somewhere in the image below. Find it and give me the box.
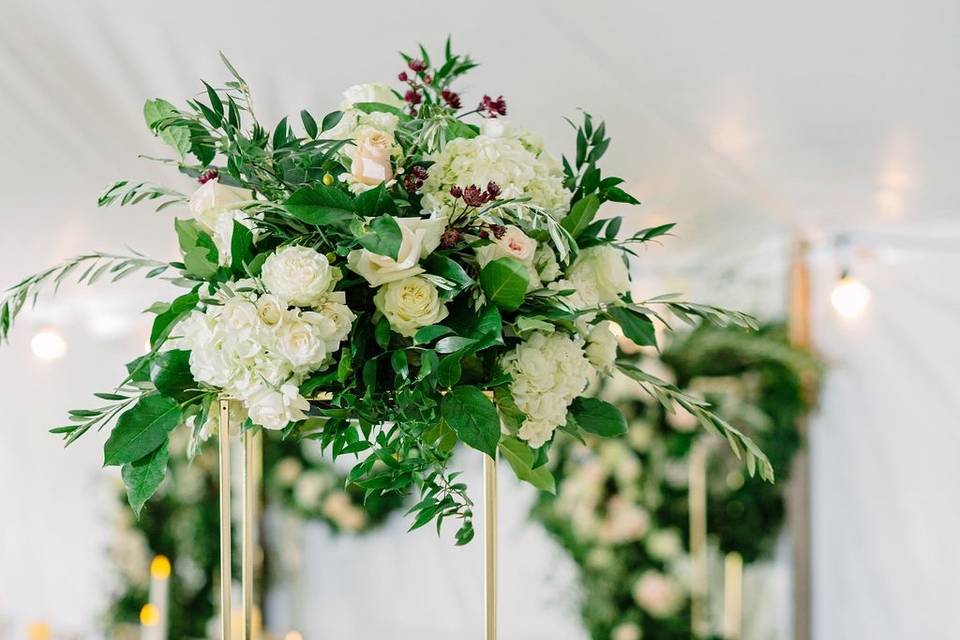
[483,452,498,640]
[218,398,259,640]
[723,551,743,639]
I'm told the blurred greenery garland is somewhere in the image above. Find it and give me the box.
[106,432,403,639]
[532,325,820,640]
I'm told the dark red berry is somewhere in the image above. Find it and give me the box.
[198,169,219,184]
[441,90,462,110]
[408,59,427,73]
[480,95,507,117]
[462,184,485,207]
[449,185,463,198]
[440,228,464,248]
[486,181,501,198]
[398,71,409,82]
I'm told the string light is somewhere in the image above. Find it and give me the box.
[831,274,871,320]
[150,555,172,580]
[140,603,160,626]
[30,329,67,360]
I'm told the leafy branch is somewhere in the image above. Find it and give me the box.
[98,181,187,211]
[617,361,774,481]
[0,252,171,341]
[50,388,148,446]
[630,295,760,332]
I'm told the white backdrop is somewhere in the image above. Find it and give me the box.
[1,0,959,638]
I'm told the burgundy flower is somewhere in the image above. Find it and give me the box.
[198,169,219,184]
[449,185,463,199]
[479,95,507,117]
[462,184,485,207]
[403,174,424,193]
[440,228,464,248]
[398,71,409,82]
[423,75,432,85]
[410,165,429,180]
[489,224,506,239]
[486,181,501,198]
[441,90,462,110]
[404,90,422,105]
[408,59,427,73]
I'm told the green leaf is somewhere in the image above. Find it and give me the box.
[353,101,412,122]
[283,185,356,227]
[300,109,318,138]
[354,183,399,217]
[143,99,191,159]
[445,120,479,140]
[149,350,196,399]
[121,440,169,516]
[414,325,454,345]
[500,436,555,493]
[104,396,181,467]
[353,215,402,261]
[479,257,529,311]
[230,219,254,274]
[441,386,500,458]
[606,306,657,347]
[561,194,601,239]
[321,110,344,133]
[569,397,627,437]
[175,218,219,279]
[423,254,473,292]
[435,336,477,354]
[150,290,199,347]
[390,350,409,378]
[604,186,641,205]
[494,386,526,432]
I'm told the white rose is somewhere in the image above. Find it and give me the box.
[534,245,561,283]
[373,275,449,337]
[646,529,684,561]
[245,383,310,430]
[293,471,330,509]
[274,457,303,488]
[340,83,404,110]
[256,294,285,326]
[586,321,618,373]
[188,179,253,265]
[567,245,630,304]
[275,314,328,369]
[322,491,367,532]
[475,225,538,266]
[261,245,334,307]
[347,216,446,286]
[316,301,356,350]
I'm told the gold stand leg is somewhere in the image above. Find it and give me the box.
[218,399,233,640]
[723,552,743,640]
[483,452,498,640]
[242,427,257,640]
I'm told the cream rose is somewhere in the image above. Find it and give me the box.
[351,127,395,187]
[347,217,445,286]
[188,178,252,265]
[261,245,334,307]
[586,321,618,373]
[567,245,630,304]
[373,275,449,337]
[475,225,540,290]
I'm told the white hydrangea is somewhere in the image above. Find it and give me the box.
[420,119,571,219]
[500,331,594,447]
[173,272,354,430]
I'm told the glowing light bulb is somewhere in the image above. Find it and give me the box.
[150,555,171,580]
[831,276,871,320]
[140,603,160,626]
[31,330,67,360]
[284,632,304,640]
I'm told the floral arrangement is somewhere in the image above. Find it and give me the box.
[0,40,770,542]
[532,325,819,639]
[108,430,401,638]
